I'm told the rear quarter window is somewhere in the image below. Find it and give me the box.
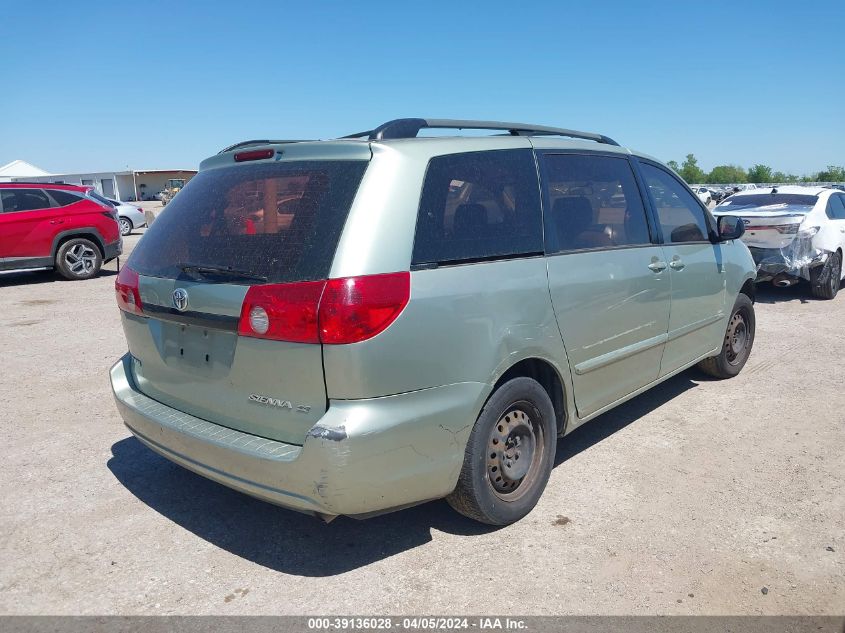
[48,190,83,206]
[128,160,368,284]
[412,149,543,266]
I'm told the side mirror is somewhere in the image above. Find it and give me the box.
[717,215,745,241]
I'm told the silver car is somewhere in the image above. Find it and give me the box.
[111,119,756,525]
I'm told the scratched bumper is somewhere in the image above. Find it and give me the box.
[110,353,483,518]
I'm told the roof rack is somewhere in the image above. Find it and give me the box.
[342,118,619,146]
[218,139,314,154]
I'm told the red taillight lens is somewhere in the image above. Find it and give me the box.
[236,272,410,345]
[115,266,143,315]
[234,149,274,162]
[238,280,326,343]
[319,272,410,345]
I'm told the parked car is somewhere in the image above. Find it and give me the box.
[713,186,845,298]
[109,199,146,236]
[111,118,756,525]
[0,183,122,279]
[692,186,712,205]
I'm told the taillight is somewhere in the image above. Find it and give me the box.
[239,280,326,343]
[237,272,410,345]
[115,266,144,315]
[318,272,410,344]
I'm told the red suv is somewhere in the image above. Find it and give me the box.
[0,183,122,280]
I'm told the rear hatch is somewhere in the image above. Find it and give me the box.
[119,151,370,445]
[713,192,818,249]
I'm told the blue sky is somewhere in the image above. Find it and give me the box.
[2,0,843,175]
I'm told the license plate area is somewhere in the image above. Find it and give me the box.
[160,321,237,376]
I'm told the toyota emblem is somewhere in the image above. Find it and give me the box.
[172,288,189,312]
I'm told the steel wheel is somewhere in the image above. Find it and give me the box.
[64,243,98,276]
[724,308,750,366]
[487,405,546,501]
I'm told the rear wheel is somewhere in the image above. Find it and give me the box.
[55,238,102,280]
[446,377,556,525]
[698,293,755,378]
[118,217,133,236]
[810,251,841,300]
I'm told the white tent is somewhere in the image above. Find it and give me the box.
[0,160,51,182]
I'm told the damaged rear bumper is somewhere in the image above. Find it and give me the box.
[749,243,829,282]
[110,353,483,519]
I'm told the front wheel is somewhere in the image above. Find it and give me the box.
[446,377,556,525]
[697,293,755,378]
[810,251,841,300]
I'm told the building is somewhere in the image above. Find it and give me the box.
[14,168,197,201]
[0,160,51,182]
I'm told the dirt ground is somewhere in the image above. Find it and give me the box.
[0,226,842,615]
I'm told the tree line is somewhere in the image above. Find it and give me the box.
[666,154,845,185]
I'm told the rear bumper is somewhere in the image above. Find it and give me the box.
[104,238,123,262]
[110,353,483,518]
[749,243,826,281]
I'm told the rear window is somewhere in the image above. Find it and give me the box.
[718,193,818,211]
[128,160,368,284]
[412,149,543,265]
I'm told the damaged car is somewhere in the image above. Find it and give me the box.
[110,118,757,525]
[712,186,845,298]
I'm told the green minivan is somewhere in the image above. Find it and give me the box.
[111,119,756,525]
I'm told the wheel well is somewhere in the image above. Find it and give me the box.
[740,278,756,303]
[493,358,566,435]
[54,232,105,260]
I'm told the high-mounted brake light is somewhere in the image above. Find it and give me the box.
[234,148,274,162]
[115,266,144,315]
[237,272,410,345]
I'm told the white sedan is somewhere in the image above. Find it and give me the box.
[691,186,712,205]
[713,186,845,298]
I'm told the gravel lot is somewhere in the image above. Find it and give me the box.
[0,225,842,615]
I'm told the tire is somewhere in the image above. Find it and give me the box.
[697,293,755,379]
[118,217,133,236]
[55,238,102,280]
[446,377,556,525]
[810,251,841,300]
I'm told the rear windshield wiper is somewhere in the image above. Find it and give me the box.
[179,263,268,282]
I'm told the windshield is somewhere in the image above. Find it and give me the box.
[128,160,368,284]
[717,193,818,213]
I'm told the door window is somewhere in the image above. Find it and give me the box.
[0,189,53,213]
[640,163,712,243]
[541,153,652,253]
[412,149,543,265]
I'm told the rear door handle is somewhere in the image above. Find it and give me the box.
[648,261,667,272]
[669,258,685,271]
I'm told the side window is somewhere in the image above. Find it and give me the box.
[542,153,652,253]
[48,190,82,207]
[0,189,52,213]
[825,194,845,220]
[640,163,710,243]
[412,149,543,265]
